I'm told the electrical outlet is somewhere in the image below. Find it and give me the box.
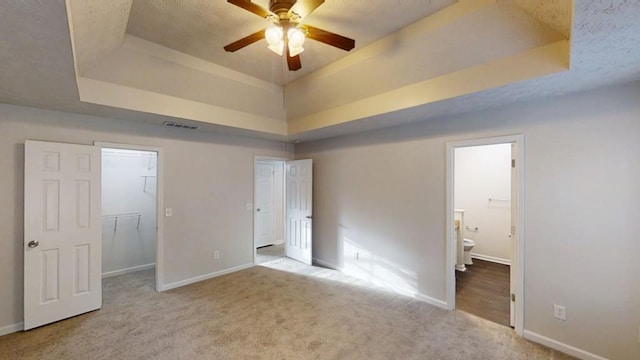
[213,250,220,260]
[553,304,566,321]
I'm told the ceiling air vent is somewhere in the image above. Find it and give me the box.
[162,121,199,130]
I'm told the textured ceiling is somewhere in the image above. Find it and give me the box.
[0,1,639,142]
[69,0,132,75]
[125,0,455,84]
[513,0,572,38]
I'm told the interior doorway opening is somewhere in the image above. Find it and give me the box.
[453,143,512,327]
[253,157,314,266]
[97,142,163,291]
[446,135,524,335]
[254,159,286,264]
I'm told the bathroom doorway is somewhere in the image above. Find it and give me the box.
[445,135,524,334]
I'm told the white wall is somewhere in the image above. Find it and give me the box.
[0,104,292,333]
[101,149,157,274]
[296,82,640,360]
[454,144,511,263]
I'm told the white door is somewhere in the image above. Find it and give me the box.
[509,143,517,327]
[256,162,276,248]
[24,140,102,330]
[285,159,312,265]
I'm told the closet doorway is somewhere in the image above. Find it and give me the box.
[97,142,163,290]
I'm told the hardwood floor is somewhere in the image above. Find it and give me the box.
[456,259,511,327]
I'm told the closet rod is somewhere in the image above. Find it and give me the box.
[101,213,142,231]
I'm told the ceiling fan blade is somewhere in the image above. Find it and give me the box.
[228,0,274,19]
[304,25,355,51]
[288,0,324,20]
[286,47,302,71]
[223,29,265,52]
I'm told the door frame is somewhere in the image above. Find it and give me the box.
[253,156,290,264]
[445,134,525,336]
[95,142,165,292]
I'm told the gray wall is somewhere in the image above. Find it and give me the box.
[296,82,640,360]
[0,104,292,330]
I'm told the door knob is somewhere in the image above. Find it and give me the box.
[257,208,261,212]
[27,240,39,248]
[306,216,312,219]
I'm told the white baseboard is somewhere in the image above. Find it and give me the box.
[0,322,23,336]
[312,258,342,271]
[102,263,155,278]
[414,293,448,309]
[523,330,608,360]
[470,252,511,265]
[158,263,254,292]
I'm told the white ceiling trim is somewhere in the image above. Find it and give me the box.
[77,77,287,135]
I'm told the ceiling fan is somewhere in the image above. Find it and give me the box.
[223,0,356,71]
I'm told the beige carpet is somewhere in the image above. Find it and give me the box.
[0,258,573,360]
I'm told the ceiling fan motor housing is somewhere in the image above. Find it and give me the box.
[270,0,297,19]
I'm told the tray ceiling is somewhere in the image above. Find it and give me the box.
[1,1,639,142]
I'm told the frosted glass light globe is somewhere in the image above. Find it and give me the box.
[287,27,305,48]
[265,25,283,46]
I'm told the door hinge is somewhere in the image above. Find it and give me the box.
[511,293,516,302]
[511,159,516,168]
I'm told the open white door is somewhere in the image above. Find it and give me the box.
[24,140,102,330]
[255,162,276,247]
[285,159,312,265]
[509,143,517,327]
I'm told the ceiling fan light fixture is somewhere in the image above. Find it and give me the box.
[224,0,355,70]
[287,27,305,48]
[268,43,285,56]
[287,27,305,56]
[265,25,283,46]
[288,45,304,57]
[265,25,285,55]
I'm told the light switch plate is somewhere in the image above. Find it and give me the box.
[165,208,173,217]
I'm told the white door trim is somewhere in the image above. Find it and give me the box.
[253,155,290,265]
[94,142,165,292]
[445,134,525,336]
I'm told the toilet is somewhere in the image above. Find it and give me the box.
[463,238,475,265]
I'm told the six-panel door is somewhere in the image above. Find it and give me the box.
[24,140,101,330]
